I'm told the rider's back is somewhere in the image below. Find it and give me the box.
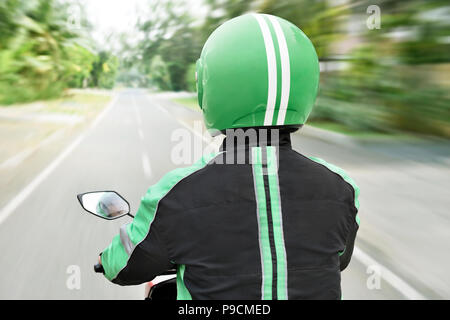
[153,133,358,299]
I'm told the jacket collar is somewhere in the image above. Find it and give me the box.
[219,128,293,152]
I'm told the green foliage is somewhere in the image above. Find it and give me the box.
[0,0,72,103]
[5,0,444,137]
[311,0,450,137]
[64,43,96,88]
[185,63,197,92]
[148,55,172,90]
[0,0,118,105]
[89,51,119,89]
[172,97,200,111]
[135,0,201,91]
[258,0,343,57]
[133,0,339,91]
[0,0,22,49]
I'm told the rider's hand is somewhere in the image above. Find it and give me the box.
[94,254,105,274]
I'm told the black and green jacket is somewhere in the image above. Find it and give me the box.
[101,130,360,300]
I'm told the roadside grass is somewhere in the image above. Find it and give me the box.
[307,120,420,142]
[307,120,357,135]
[171,96,384,137]
[0,91,112,119]
[170,96,415,141]
[171,97,200,112]
[40,92,112,118]
[307,120,392,137]
[0,91,112,164]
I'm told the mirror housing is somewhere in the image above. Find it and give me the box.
[77,191,131,220]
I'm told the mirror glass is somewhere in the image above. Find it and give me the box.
[79,191,129,220]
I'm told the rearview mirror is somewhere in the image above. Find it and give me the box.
[77,191,131,220]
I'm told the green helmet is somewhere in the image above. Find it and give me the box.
[196,13,319,133]
[96,192,127,218]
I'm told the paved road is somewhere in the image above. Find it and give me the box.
[0,89,448,299]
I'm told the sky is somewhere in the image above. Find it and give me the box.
[81,0,145,48]
[75,0,208,50]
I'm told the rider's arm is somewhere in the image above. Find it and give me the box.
[339,218,359,271]
[307,156,360,272]
[99,153,219,285]
[340,183,360,271]
[100,188,174,285]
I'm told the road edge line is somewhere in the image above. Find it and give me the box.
[353,246,426,300]
[0,94,118,225]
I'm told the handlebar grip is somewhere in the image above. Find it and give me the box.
[94,263,105,274]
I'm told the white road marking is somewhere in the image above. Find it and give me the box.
[160,107,223,151]
[141,152,152,178]
[131,96,142,127]
[155,103,169,115]
[138,128,144,141]
[150,99,215,145]
[0,129,65,170]
[132,95,146,142]
[0,95,118,225]
[352,247,426,300]
[177,118,209,143]
[133,96,152,178]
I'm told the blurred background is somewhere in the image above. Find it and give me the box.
[0,0,449,299]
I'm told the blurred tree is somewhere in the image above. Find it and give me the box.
[185,62,197,92]
[134,0,341,90]
[0,0,77,103]
[258,0,344,58]
[312,0,450,137]
[0,0,118,104]
[0,0,23,50]
[200,0,254,44]
[135,0,201,91]
[123,0,449,137]
[148,55,172,90]
[89,51,119,89]
[64,42,96,88]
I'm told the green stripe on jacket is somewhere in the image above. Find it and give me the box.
[308,156,360,225]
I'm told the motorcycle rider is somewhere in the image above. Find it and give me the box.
[96,192,128,218]
[99,13,359,299]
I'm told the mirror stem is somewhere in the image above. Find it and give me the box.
[127,213,135,219]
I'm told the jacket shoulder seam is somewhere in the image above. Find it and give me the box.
[305,155,360,213]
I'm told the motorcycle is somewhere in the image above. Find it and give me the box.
[77,191,177,300]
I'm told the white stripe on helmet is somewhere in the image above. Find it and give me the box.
[253,14,277,126]
[267,15,291,126]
